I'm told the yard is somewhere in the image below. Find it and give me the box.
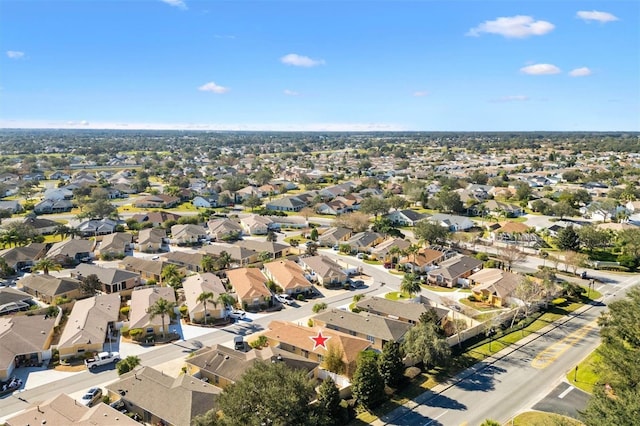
[566,348,602,394]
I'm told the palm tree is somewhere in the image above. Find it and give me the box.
[53,224,70,241]
[388,245,401,267]
[33,258,62,275]
[197,291,214,325]
[217,293,236,311]
[161,264,183,288]
[147,297,176,339]
[216,251,232,270]
[407,244,420,264]
[400,272,422,299]
[201,255,216,273]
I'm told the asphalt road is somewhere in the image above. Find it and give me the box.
[376,272,639,426]
[532,382,591,420]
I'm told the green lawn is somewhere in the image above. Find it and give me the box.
[459,298,498,312]
[420,284,456,292]
[385,291,412,301]
[566,348,602,394]
[512,411,583,426]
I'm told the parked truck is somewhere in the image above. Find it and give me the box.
[85,351,120,370]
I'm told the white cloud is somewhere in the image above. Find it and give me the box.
[569,67,592,77]
[520,63,561,75]
[280,53,325,67]
[198,82,229,94]
[6,51,25,59]
[413,91,429,97]
[283,89,300,96]
[467,15,554,38]
[161,0,187,10]
[492,95,529,102]
[577,10,619,23]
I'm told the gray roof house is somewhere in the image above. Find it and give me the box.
[427,255,484,288]
[298,255,347,288]
[355,296,449,325]
[72,263,141,294]
[0,315,56,381]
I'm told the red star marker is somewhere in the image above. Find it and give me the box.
[310,330,331,350]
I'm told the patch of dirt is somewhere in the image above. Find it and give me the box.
[54,363,86,372]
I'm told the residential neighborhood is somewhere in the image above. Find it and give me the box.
[0,130,638,425]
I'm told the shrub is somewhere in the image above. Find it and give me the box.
[179,305,189,318]
[129,328,144,341]
[476,252,489,261]
[120,306,130,318]
[308,318,314,327]
[312,302,328,313]
[467,295,477,302]
[297,294,306,301]
[146,279,157,286]
[250,335,269,349]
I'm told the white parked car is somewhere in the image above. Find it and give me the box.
[229,309,246,320]
[80,387,102,407]
[275,294,294,305]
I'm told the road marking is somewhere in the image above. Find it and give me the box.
[531,320,598,369]
[423,410,448,425]
[558,385,574,399]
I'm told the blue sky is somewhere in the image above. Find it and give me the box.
[1,1,638,131]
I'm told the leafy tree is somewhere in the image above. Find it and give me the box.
[387,195,408,211]
[253,168,274,186]
[242,194,262,212]
[146,297,176,339]
[352,353,386,409]
[555,226,581,251]
[32,258,62,275]
[378,340,404,387]
[222,176,247,204]
[332,212,370,233]
[80,273,102,295]
[400,272,421,298]
[578,226,612,253]
[266,230,277,242]
[258,251,272,263]
[191,409,219,426]
[360,197,390,219]
[116,355,141,375]
[196,291,214,325]
[582,287,640,425]
[414,221,448,245]
[0,257,14,278]
[316,377,342,424]
[401,321,451,369]
[217,361,317,426]
[551,201,577,219]
[310,227,319,241]
[618,228,640,258]
[514,182,531,201]
[322,343,345,375]
[430,189,463,213]
[497,244,526,271]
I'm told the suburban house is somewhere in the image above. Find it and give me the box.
[483,200,524,218]
[170,224,208,245]
[96,232,133,258]
[182,273,231,323]
[132,211,182,228]
[312,309,412,351]
[298,255,348,288]
[318,227,352,247]
[71,263,141,295]
[0,242,46,271]
[469,268,522,308]
[262,320,372,378]
[23,216,59,235]
[57,293,120,359]
[4,393,140,426]
[262,260,313,296]
[239,214,273,235]
[0,287,33,315]
[265,195,307,212]
[490,221,540,247]
[105,366,220,426]
[133,194,180,209]
[398,248,451,273]
[128,286,177,337]
[46,238,94,266]
[0,315,56,381]
[236,240,290,260]
[34,198,73,214]
[344,232,384,253]
[18,274,83,304]
[0,200,23,214]
[185,344,318,389]
[385,209,428,226]
[207,218,243,241]
[427,255,484,288]
[76,218,120,237]
[355,296,448,325]
[429,214,475,231]
[119,257,168,284]
[226,267,272,311]
[201,243,258,267]
[136,228,167,252]
[370,238,411,261]
[162,251,204,273]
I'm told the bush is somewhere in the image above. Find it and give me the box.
[129,328,144,341]
[312,302,328,313]
[120,306,130,319]
[308,318,314,327]
[249,335,269,349]
[179,305,189,318]
[146,279,157,286]
[467,294,477,302]
[476,252,489,261]
[297,293,306,301]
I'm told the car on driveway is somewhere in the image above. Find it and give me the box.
[349,279,365,289]
[80,387,102,407]
[275,294,295,305]
[228,309,246,320]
